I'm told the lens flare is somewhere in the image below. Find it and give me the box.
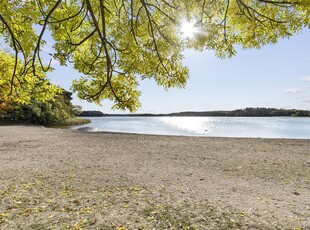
[180,20,198,39]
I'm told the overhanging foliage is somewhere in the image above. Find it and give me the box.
[0,0,309,111]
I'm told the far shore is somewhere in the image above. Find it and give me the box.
[0,125,309,229]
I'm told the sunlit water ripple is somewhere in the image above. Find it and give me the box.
[72,116,310,139]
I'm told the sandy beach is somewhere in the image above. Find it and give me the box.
[0,125,309,229]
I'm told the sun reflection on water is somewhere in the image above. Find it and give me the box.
[159,117,214,135]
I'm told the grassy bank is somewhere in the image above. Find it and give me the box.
[50,117,91,127]
[0,117,91,127]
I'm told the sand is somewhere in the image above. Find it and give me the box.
[0,125,309,229]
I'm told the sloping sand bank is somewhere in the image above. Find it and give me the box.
[0,125,309,229]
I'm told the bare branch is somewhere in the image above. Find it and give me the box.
[32,0,62,76]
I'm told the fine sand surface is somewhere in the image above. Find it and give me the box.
[0,125,309,229]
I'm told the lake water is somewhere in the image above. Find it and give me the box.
[72,116,310,139]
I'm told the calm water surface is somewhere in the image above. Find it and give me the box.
[72,116,310,139]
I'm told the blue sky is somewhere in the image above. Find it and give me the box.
[46,29,310,114]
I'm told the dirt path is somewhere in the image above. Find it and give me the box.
[0,125,309,229]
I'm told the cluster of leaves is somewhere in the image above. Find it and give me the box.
[0,50,63,123]
[0,0,309,111]
[0,93,13,118]
[0,50,77,125]
[6,91,76,125]
[0,50,60,111]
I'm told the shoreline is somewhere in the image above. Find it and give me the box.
[72,126,310,140]
[1,125,309,229]
[75,129,310,140]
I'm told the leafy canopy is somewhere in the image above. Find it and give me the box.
[0,0,309,111]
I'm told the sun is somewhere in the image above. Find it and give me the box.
[180,20,198,39]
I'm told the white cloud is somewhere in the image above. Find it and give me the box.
[50,59,60,66]
[302,97,310,103]
[41,46,53,53]
[285,88,304,94]
[42,58,60,67]
[304,76,310,82]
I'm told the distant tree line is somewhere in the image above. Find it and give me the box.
[168,108,310,117]
[78,111,106,117]
[69,107,310,119]
[91,107,310,117]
